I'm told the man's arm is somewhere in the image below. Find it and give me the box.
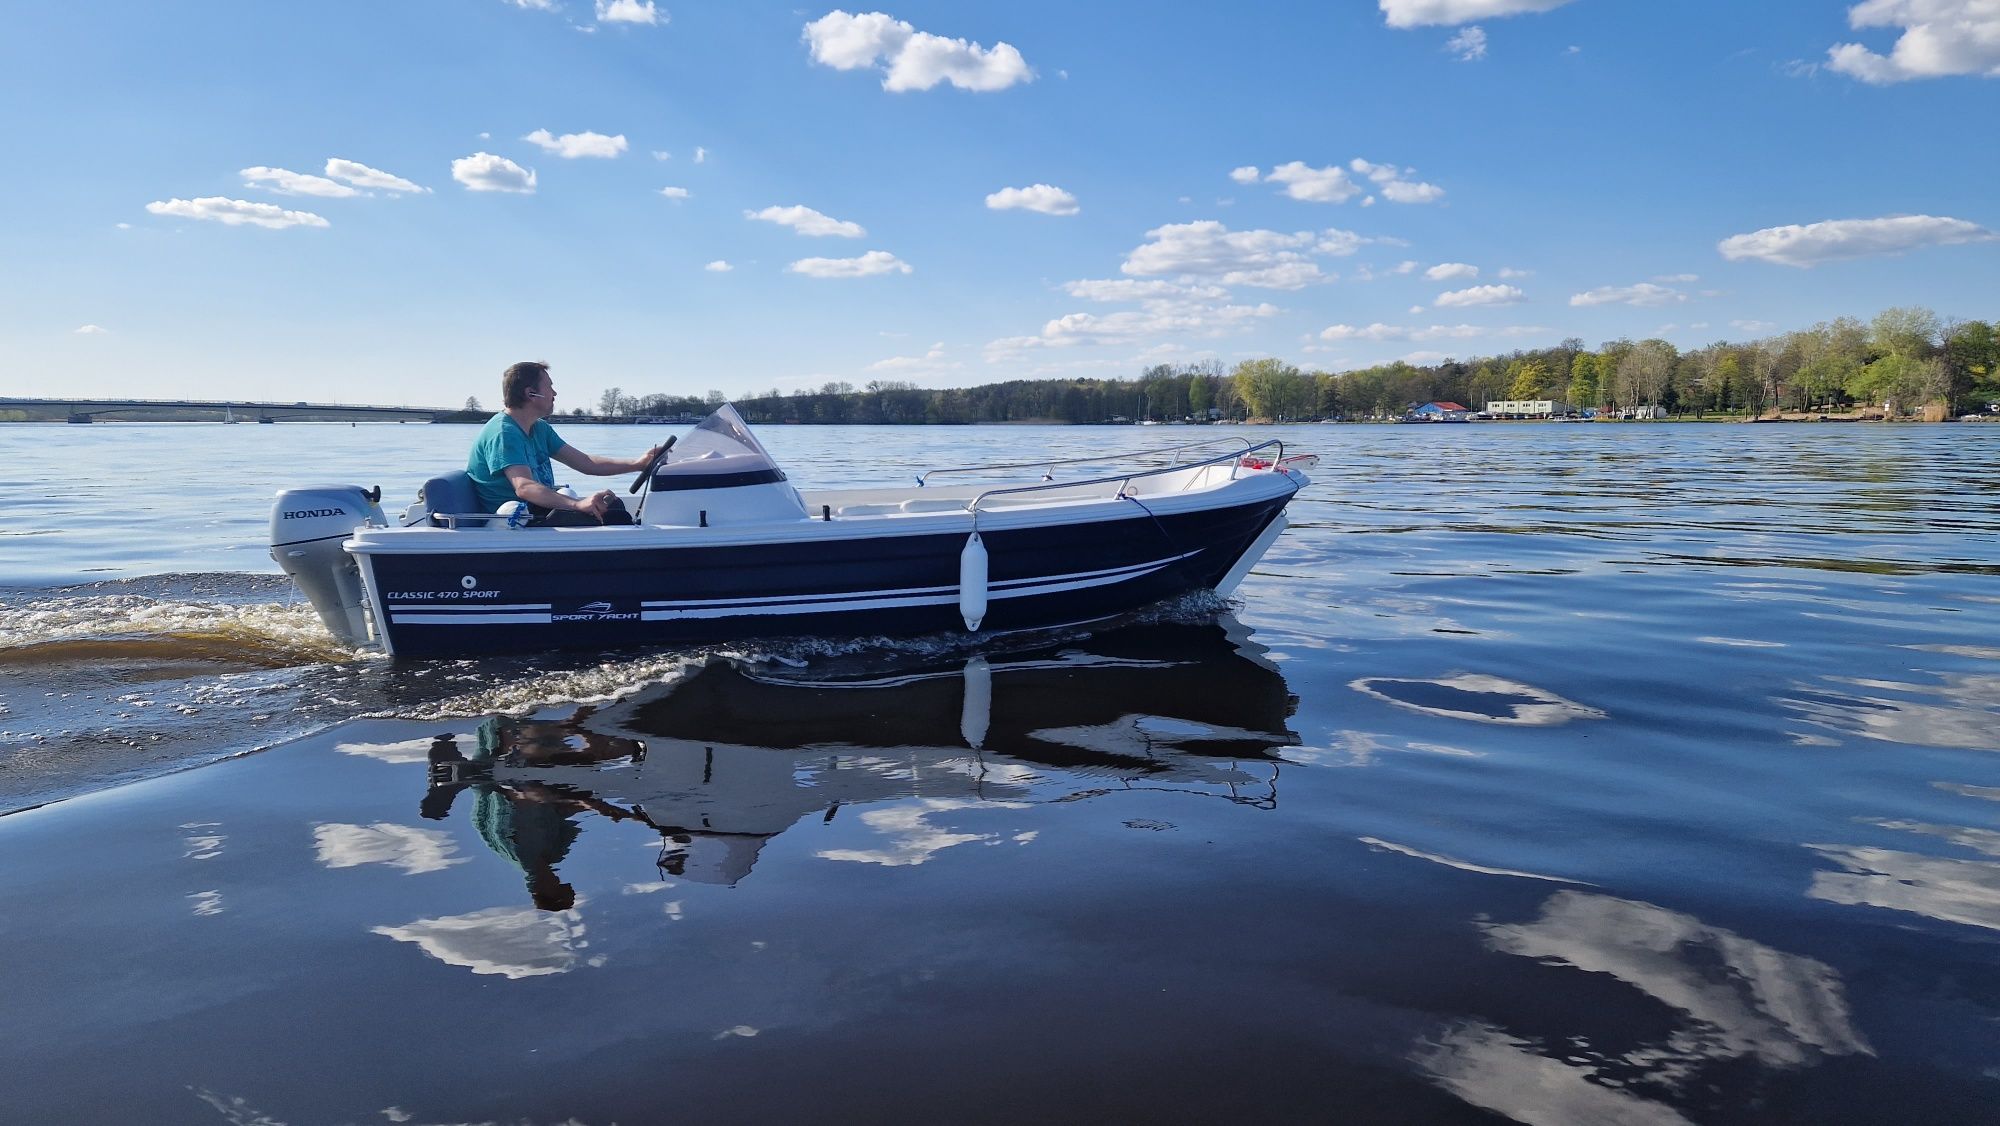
[553,443,664,477]
[502,464,610,518]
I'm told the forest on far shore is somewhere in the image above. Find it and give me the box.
[579,305,1997,426]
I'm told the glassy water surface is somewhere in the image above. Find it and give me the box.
[1,421,1996,1123]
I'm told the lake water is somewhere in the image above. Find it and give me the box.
[2,419,1998,1123]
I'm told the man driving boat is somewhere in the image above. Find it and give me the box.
[467,360,663,526]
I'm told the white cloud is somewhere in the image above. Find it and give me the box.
[1403,350,1453,363]
[1827,0,2000,83]
[1718,215,1995,267]
[868,342,960,373]
[1435,283,1526,307]
[1426,262,1480,281]
[1497,266,1532,278]
[1321,322,1489,341]
[1409,304,1427,314]
[704,260,733,272]
[1229,165,1263,184]
[1317,228,1390,256]
[747,204,865,237]
[787,250,912,278]
[658,186,690,200]
[324,158,427,193]
[1062,278,1227,302]
[73,324,108,334]
[803,10,1033,92]
[241,166,358,198]
[985,184,1079,215]
[1392,260,1420,275]
[523,129,628,158]
[596,0,663,24]
[1264,161,1363,204]
[1121,220,1335,289]
[1447,25,1488,60]
[694,146,708,163]
[652,150,672,161]
[145,197,330,229]
[1380,0,1578,28]
[1654,272,1700,282]
[1351,158,1446,204]
[504,0,558,9]
[451,152,536,193]
[1733,319,1779,333]
[1569,282,1689,307]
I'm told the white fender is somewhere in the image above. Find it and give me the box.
[959,531,988,631]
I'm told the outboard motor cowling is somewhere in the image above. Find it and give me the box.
[270,486,387,647]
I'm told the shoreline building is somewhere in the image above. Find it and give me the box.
[1486,399,1579,420]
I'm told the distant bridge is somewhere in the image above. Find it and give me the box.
[1,397,465,424]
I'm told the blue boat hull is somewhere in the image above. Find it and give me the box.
[362,496,1290,657]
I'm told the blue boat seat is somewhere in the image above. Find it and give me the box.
[419,471,483,526]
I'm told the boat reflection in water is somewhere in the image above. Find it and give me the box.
[422,617,1300,902]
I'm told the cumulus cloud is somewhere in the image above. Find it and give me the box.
[705,260,732,272]
[1569,282,1689,307]
[985,184,1079,215]
[1380,0,1578,28]
[1121,220,1333,289]
[1447,25,1488,60]
[787,250,912,278]
[1426,262,1479,281]
[658,186,690,199]
[747,204,865,237]
[1351,158,1446,203]
[325,158,427,193]
[451,152,537,193]
[523,129,628,158]
[1392,260,1420,275]
[1719,215,1995,266]
[596,0,663,24]
[694,146,708,163]
[73,324,108,334]
[1826,0,2000,84]
[145,197,330,229]
[504,0,558,9]
[803,10,1033,92]
[652,150,672,161]
[1435,283,1526,307]
[1264,161,1363,204]
[1497,266,1532,278]
[1229,165,1263,184]
[240,166,358,198]
[1654,272,1700,282]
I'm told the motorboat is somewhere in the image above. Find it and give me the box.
[269,405,1313,658]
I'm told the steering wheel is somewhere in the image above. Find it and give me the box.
[628,436,676,494]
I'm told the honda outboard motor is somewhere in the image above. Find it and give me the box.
[269,486,387,647]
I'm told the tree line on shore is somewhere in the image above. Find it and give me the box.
[583,306,1996,425]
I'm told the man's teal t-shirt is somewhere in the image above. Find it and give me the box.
[467,413,565,511]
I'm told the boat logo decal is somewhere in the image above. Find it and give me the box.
[553,598,640,623]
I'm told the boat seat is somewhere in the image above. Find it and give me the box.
[419,471,483,527]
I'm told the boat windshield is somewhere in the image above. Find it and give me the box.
[671,404,781,471]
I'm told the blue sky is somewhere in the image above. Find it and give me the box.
[7,0,1996,407]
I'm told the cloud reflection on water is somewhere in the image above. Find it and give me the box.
[372,903,593,979]
[1419,889,1873,1124]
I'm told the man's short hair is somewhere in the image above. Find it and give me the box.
[502,361,550,409]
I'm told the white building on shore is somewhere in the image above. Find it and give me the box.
[1485,399,1579,419]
